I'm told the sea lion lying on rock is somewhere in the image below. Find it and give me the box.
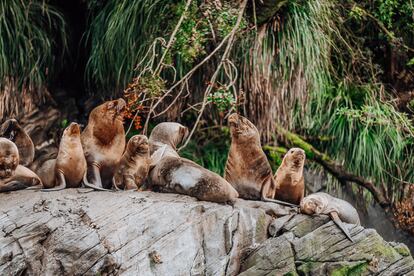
[149,122,239,203]
[300,192,360,242]
[224,113,297,207]
[274,148,306,205]
[113,134,151,190]
[0,119,35,166]
[42,123,87,191]
[81,98,126,191]
[0,138,42,192]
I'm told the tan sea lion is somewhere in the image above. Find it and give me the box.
[300,192,360,242]
[0,138,42,192]
[274,148,306,205]
[113,134,151,190]
[148,122,239,203]
[42,123,87,191]
[224,114,296,207]
[148,122,189,155]
[81,98,126,191]
[0,119,35,166]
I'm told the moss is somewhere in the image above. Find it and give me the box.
[255,213,267,236]
[331,261,368,276]
[263,145,287,171]
[284,271,299,276]
[393,244,411,257]
[297,261,316,274]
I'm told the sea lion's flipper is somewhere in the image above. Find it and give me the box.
[0,180,28,192]
[82,164,111,191]
[262,196,300,208]
[330,211,354,243]
[112,177,121,191]
[42,171,66,192]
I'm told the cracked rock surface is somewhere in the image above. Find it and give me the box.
[0,190,413,275]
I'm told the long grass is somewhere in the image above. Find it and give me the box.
[0,0,67,117]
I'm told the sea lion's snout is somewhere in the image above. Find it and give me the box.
[130,135,149,153]
[66,122,81,136]
[300,199,316,215]
[115,98,127,114]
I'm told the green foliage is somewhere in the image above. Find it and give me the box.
[0,0,67,89]
[207,87,236,112]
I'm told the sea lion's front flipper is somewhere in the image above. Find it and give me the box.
[82,163,111,191]
[0,181,28,192]
[112,176,121,191]
[42,171,66,192]
[330,211,354,243]
[262,196,300,208]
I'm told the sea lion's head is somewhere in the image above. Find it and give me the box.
[300,195,326,215]
[0,138,19,179]
[0,119,21,141]
[127,135,149,155]
[228,113,259,141]
[63,122,81,138]
[283,148,305,169]
[149,122,189,153]
[93,98,126,123]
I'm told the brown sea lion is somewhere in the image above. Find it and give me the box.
[0,119,35,166]
[148,122,239,203]
[0,138,42,192]
[113,134,150,190]
[81,98,126,191]
[42,123,87,191]
[300,192,360,242]
[224,114,296,207]
[274,148,306,205]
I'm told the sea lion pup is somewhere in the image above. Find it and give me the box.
[224,113,297,207]
[81,98,126,191]
[274,148,306,205]
[0,138,42,192]
[300,192,360,242]
[148,122,239,203]
[42,123,87,191]
[113,134,150,190]
[0,119,35,166]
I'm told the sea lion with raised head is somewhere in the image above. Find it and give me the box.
[300,192,360,242]
[113,134,151,190]
[43,122,87,191]
[0,119,35,166]
[0,138,42,192]
[149,122,239,203]
[81,98,126,191]
[274,148,306,205]
[224,113,297,207]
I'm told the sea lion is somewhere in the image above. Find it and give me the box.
[148,122,189,155]
[300,192,360,242]
[274,148,306,205]
[0,119,35,166]
[148,122,239,203]
[224,113,296,207]
[81,98,126,191]
[0,138,42,192]
[42,123,87,191]
[113,134,151,190]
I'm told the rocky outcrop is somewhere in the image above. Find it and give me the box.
[0,190,413,275]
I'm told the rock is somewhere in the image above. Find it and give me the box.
[0,190,413,275]
[0,190,290,275]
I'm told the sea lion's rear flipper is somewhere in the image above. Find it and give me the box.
[262,196,300,208]
[330,211,354,243]
[82,163,111,191]
[42,171,66,192]
[0,181,28,192]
